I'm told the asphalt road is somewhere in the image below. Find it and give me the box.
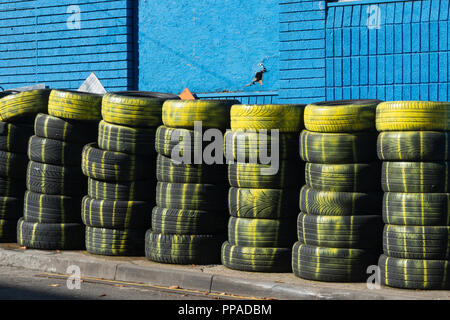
[0,265,243,300]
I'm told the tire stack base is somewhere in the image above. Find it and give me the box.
[293,99,383,282]
[377,101,450,290]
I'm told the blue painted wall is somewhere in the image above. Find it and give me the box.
[138,0,279,97]
[0,0,135,91]
[280,0,450,103]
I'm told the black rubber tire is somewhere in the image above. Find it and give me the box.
[224,130,299,162]
[300,186,383,216]
[98,120,157,155]
[383,192,450,226]
[156,154,226,184]
[305,162,381,192]
[85,226,146,256]
[221,241,292,272]
[300,130,377,163]
[151,206,227,234]
[228,187,299,219]
[145,230,223,264]
[163,99,238,129]
[378,131,450,161]
[87,178,154,201]
[0,121,34,153]
[228,161,304,189]
[34,113,98,144]
[228,217,296,248]
[17,218,85,250]
[379,254,450,290]
[0,177,25,197]
[102,91,178,128]
[154,125,200,159]
[0,150,28,179]
[304,99,380,133]
[382,161,450,193]
[0,197,22,220]
[292,242,379,282]
[26,161,86,196]
[297,213,383,249]
[27,135,84,166]
[82,143,154,182]
[81,196,151,229]
[48,89,103,121]
[23,191,81,224]
[0,89,50,121]
[383,225,450,260]
[156,182,227,211]
[0,219,19,242]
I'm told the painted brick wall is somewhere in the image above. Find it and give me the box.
[279,0,327,104]
[326,0,449,101]
[0,0,135,91]
[138,0,279,97]
[280,0,450,103]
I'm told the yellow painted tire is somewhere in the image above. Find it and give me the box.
[382,161,450,193]
[0,121,34,154]
[81,143,154,182]
[151,206,227,235]
[230,104,305,132]
[376,101,450,131]
[297,213,383,249]
[145,230,223,264]
[85,226,145,256]
[379,255,450,290]
[98,120,156,155]
[300,186,382,216]
[87,178,154,201]
[81,196,151,229]
[292,242,379,282]
[17,218,84,250]
[23,191,81,224]
[102,91,178,128]
[228,217,296,248]
[156,182,227,211]
[304,99,380,133]
[48,89,103,121]
[228,187,298,219]
[378,131,450,161]
[228,161,304,189]
[163,99,238,129]
[383,192,450,226]
[221,241,292,272]
[383,225,450,260]
[305,162,381,192]
[0,89,50,121]
[300,130,377,163]
[156,153,226,184]
[224,130,299,162]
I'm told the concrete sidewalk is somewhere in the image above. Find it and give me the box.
[0,243,448,300]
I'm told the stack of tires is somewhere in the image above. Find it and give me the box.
[377,101,450,290]
[293,99,383,282]
[81,91,177,256]
[18,90,101,250]
[0,90,50,242]
[145,100,236,264]
[221,104,305,272]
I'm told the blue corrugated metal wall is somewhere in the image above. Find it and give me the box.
[280,0,450,103]
[1,0,135,91]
